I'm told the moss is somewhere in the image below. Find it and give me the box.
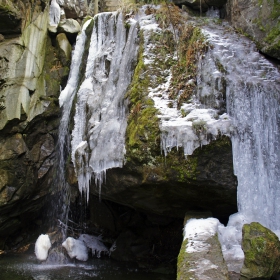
[125,30,162,165]
[169,25,209,108]
[241,222,280,279]
[177,238,195,280]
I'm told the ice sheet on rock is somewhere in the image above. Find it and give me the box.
[78,234,109,258]
[218,213,250,273]
[62,237,88,261]
[202,22,280,272]
[139,9,233,158]
[184,218,220,253]
[71,12,139,200]
[56,20,92,239]
[49,0,61,27]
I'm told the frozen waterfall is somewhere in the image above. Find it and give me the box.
[202,23,280,227]
[200,23,280,272]
[60,12,139,201]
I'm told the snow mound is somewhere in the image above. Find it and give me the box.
[35,234,52,261]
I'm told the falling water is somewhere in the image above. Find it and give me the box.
[55,20,92,238]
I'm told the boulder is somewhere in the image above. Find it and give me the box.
[240,222,280,280]
[56,33,72,65]
[58,18,81,34]
[57,0,89,18]
[226,0,280,60]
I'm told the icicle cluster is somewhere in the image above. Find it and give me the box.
[65,13,139,201]
[201,23,280,271]
[49,0,61,27]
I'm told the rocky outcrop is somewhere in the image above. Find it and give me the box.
[226,0,280,60]
[0,0,22,35]
[57,0,89,18]
[177,217,229,280]
[91,137,237,222]
[0,0,68,249]
[240,222,280,280]
[173,0,227,12]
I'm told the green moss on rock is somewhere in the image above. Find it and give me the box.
[240,222,280,280]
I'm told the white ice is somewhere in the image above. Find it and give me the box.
[202,22,280,272]
[49,0,61,27]
[62,237,88,261]
[35,234,52,261]
[78,234,109,258]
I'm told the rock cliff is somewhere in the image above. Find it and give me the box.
[0,0,278,276]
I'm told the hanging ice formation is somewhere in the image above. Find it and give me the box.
[49,0,61,27]
[56,19,91,238]
[59,12,139,202]
[199,23,280,225]
[198,23,280,272]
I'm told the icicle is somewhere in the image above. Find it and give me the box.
[49,0,61,27]
[70,12,139,202]
[200,23,280,272]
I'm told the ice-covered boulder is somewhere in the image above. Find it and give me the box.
[35,234,52,261]
[62,237,88,261]
[78,234,109,258]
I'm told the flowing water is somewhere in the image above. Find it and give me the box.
[0,253,174,280]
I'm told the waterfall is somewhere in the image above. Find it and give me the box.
[202,24,280,228]
[55,20,92,238]
[198,23,280,272]
[59,12,138,202]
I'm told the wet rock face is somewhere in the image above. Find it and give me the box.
[226,0,280,60]
[240,222,280,280]
[89,136,237,222]
[0,1,22,35]
[57,0,89,18]
[0,0,66,249]
[173,0,227,12]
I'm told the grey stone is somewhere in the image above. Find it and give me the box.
[226,0,280,60]
[173,0,227,12]
[57,18,81,34]
[177,217,229,280]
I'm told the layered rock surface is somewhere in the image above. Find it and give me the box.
[0,0,67,247]
[226,0,280,60]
